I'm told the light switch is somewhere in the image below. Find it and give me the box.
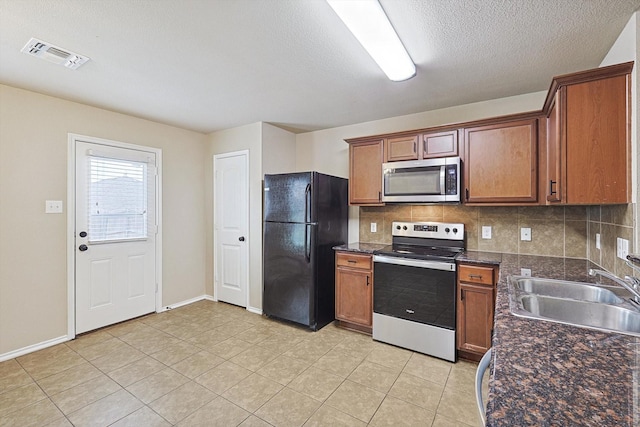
[520,227,532,241]
[45,200,63,213]
[370,222,377,233]
[482,226,492,239]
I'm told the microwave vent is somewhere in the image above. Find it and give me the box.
[20,38,90,70]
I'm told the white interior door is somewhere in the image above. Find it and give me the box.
[75,140,157,334]
[214,151,249,307]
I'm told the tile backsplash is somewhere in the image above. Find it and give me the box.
[359,204,636,276]
[588,204,635,277]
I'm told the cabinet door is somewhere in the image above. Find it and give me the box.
[464,119,538,204]
[565,75,629,204]
[335,268,372,328]
[423,130,458,158]
[386,135,419,162]
[349,140,384,205]
[546,91,563,203]
[457,282,494,354]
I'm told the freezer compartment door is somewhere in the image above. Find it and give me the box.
[263,222,317,327]
[264,172,315,223]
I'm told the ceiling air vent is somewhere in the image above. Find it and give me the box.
[21,38,90,70]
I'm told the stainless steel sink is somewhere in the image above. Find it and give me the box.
[511,277,624,304]
[508,276,640,337]
[516,294,640,336]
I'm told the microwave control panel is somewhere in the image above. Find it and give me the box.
[445,165,458,195]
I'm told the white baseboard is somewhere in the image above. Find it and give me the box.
[163,295,212,311]
[247,306,263,315]
[0,335,70,363]
[203,295,215,302]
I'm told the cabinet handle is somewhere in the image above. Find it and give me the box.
[413,141,417,153]
[549,180,557,196]
[469,274,483,279]
[366,276,370,286]
[465,188,469,201]
[461,289,464,300]
[347,260,357,264]
[378,191,381,202]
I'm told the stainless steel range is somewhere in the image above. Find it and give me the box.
[373,221,465,362]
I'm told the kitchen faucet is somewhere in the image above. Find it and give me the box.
[588,268,640,306]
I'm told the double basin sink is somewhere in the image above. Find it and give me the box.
[509,276,640,337]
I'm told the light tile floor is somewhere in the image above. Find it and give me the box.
[0,301,487,426]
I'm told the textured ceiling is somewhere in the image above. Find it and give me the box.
[0,0,638,134]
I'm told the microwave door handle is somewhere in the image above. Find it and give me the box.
[440,166,446,195]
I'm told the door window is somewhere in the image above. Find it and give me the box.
[87,156,149,243]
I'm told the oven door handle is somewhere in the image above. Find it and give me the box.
[373,255,456,272]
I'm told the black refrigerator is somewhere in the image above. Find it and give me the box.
[263,172,348,331]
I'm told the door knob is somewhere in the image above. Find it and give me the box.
[79,231,87,238]
[239,236,245,242]
[79,244,88,252]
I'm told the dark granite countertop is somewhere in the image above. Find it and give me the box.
[486,254,639,426]
[457,250,503,266]
[332,242,387,254]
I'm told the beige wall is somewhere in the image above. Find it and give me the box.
[206,123,262,309]
[0,85,207,356]
[206,122,295,312]
[262,123,296,176]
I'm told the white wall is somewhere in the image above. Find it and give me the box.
[0,85,207,356]
[295,91,547,242]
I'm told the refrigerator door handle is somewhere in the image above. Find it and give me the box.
[304,183,311,223]
[305,224,311,263]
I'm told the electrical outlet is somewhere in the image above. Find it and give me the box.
[595,233,601,250]
[482,226,492,239]
[520,268,532,277]
[370,222,377,233]
[520,227,532,241]
[45,200,63,213]
[617,237,629,260]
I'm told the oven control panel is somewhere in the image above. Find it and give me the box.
[392,221,465,241]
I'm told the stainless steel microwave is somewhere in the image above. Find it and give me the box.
[382,157,461,203]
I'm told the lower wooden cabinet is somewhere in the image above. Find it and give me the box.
[335,251,373,334]
[457,263,498,361]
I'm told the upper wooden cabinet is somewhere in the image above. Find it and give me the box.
[348,139,384,206]
[422,130,458,158]
[464,117,538,204]
[385,130,459,162]
[386,135,419,162]
[345,62,633,207]
[543,62,632,205]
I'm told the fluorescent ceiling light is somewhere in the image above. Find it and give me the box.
[327,0,415,82]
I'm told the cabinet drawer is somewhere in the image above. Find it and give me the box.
[336,252,372,270]
[459,264,494,286]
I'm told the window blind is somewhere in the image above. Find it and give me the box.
[87,156,151,243]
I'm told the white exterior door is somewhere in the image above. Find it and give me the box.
[214,151,249,307]
[75,140,158,334]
